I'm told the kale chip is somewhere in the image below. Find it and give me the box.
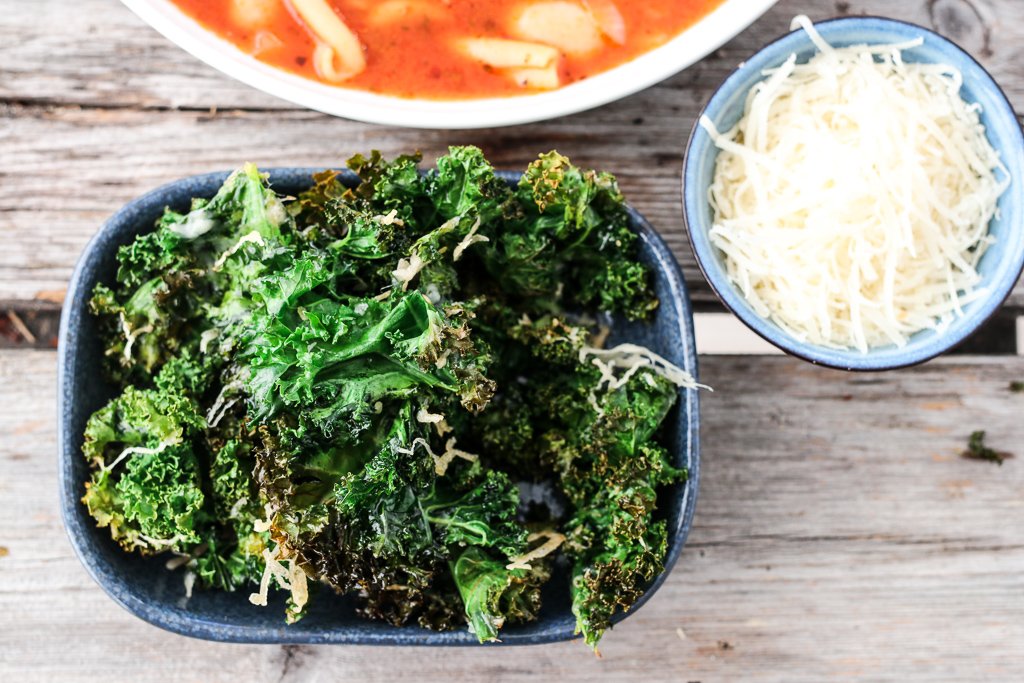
[81,149,696,648]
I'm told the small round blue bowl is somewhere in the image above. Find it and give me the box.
[684,16,1024,371]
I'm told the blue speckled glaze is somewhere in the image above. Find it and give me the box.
[684,16,1024,371]
[57,168,700,645]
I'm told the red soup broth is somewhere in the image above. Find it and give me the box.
[169,0,725,99]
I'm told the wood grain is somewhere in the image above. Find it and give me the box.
[3,1,1024,679]
[0,0,1021,306]
[3,350,1022,681]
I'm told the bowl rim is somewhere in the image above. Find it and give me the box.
[118,0,778,129]
[57,167,701,644]
[682,14,1024,372]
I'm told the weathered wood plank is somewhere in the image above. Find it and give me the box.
[3,350,1022,681]
[0,104,700,303]
[0,0,1022,306]
[2,0,1021,110]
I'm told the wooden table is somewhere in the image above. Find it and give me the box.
[2,1,1022,680]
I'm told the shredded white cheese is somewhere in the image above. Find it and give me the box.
[433,437,478,475]
[138,532,188,548]
[250,557,274,607]
[289,561,309,610]
[165,553,193,571]
[506,530,565,571]
[199,328,220,354]
[374,209,405,226]
[701,15,1010,352]
[168,208,216,239]
[395,436,478,476]
[119,313,154,363]
[416,408,453,436]
[253,504,275,533]
[248,542,309,611]
[205,380,244,428]
[265,196,287,227]
[103,438,181,472]
[416,407,445,426]
[452,217,488,262]
[212,230,265,271]
[227,497,249,520]
[393,217,473,289]
[391,252,425,291]
[422,283,443,304]
[580,343,706,392]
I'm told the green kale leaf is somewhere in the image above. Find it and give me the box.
[451,547,548,642]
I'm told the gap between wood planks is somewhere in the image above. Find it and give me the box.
[694,311,1020,356]
[2,303,1020,355]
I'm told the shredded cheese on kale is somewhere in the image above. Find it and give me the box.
[580,343,707,392]
[213,231,265,271]
[506,530,566,571]
[395,436,479,476]
[453,217,488,262]
[103,438,180,473]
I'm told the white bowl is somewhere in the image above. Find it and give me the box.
[121,0,778,128]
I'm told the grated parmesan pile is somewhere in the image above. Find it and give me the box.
[700,16,1010,352]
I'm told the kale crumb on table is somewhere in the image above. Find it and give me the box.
[80,147,700,648]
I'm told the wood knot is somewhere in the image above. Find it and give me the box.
[928,0,993,58]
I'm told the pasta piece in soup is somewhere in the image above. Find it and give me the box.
[370,0,449,25]
[513,1,603,56]
[288,0,366,82]
[508,65,560,89]
[460,37,562,90]
[460,37,559,69]
[230,0,280,29]
[582,0,626,44]
[252,30,285,56]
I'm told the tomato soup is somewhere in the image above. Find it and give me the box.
[169,0,724,99]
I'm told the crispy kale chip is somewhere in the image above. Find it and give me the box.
[424,469,528,558]
[551,368,686,646]
[475,151,658,319]
[82,360,208,554]
[253,403,527,631]
[451,547,548,642]
[81,151,690,649]
[962,430,1012,465]
[240,288,495,440]
[429,146,507,224]
[480,354,686,647]
[90,164,290,381]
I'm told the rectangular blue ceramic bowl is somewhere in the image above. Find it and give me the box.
[57,168,701,645]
